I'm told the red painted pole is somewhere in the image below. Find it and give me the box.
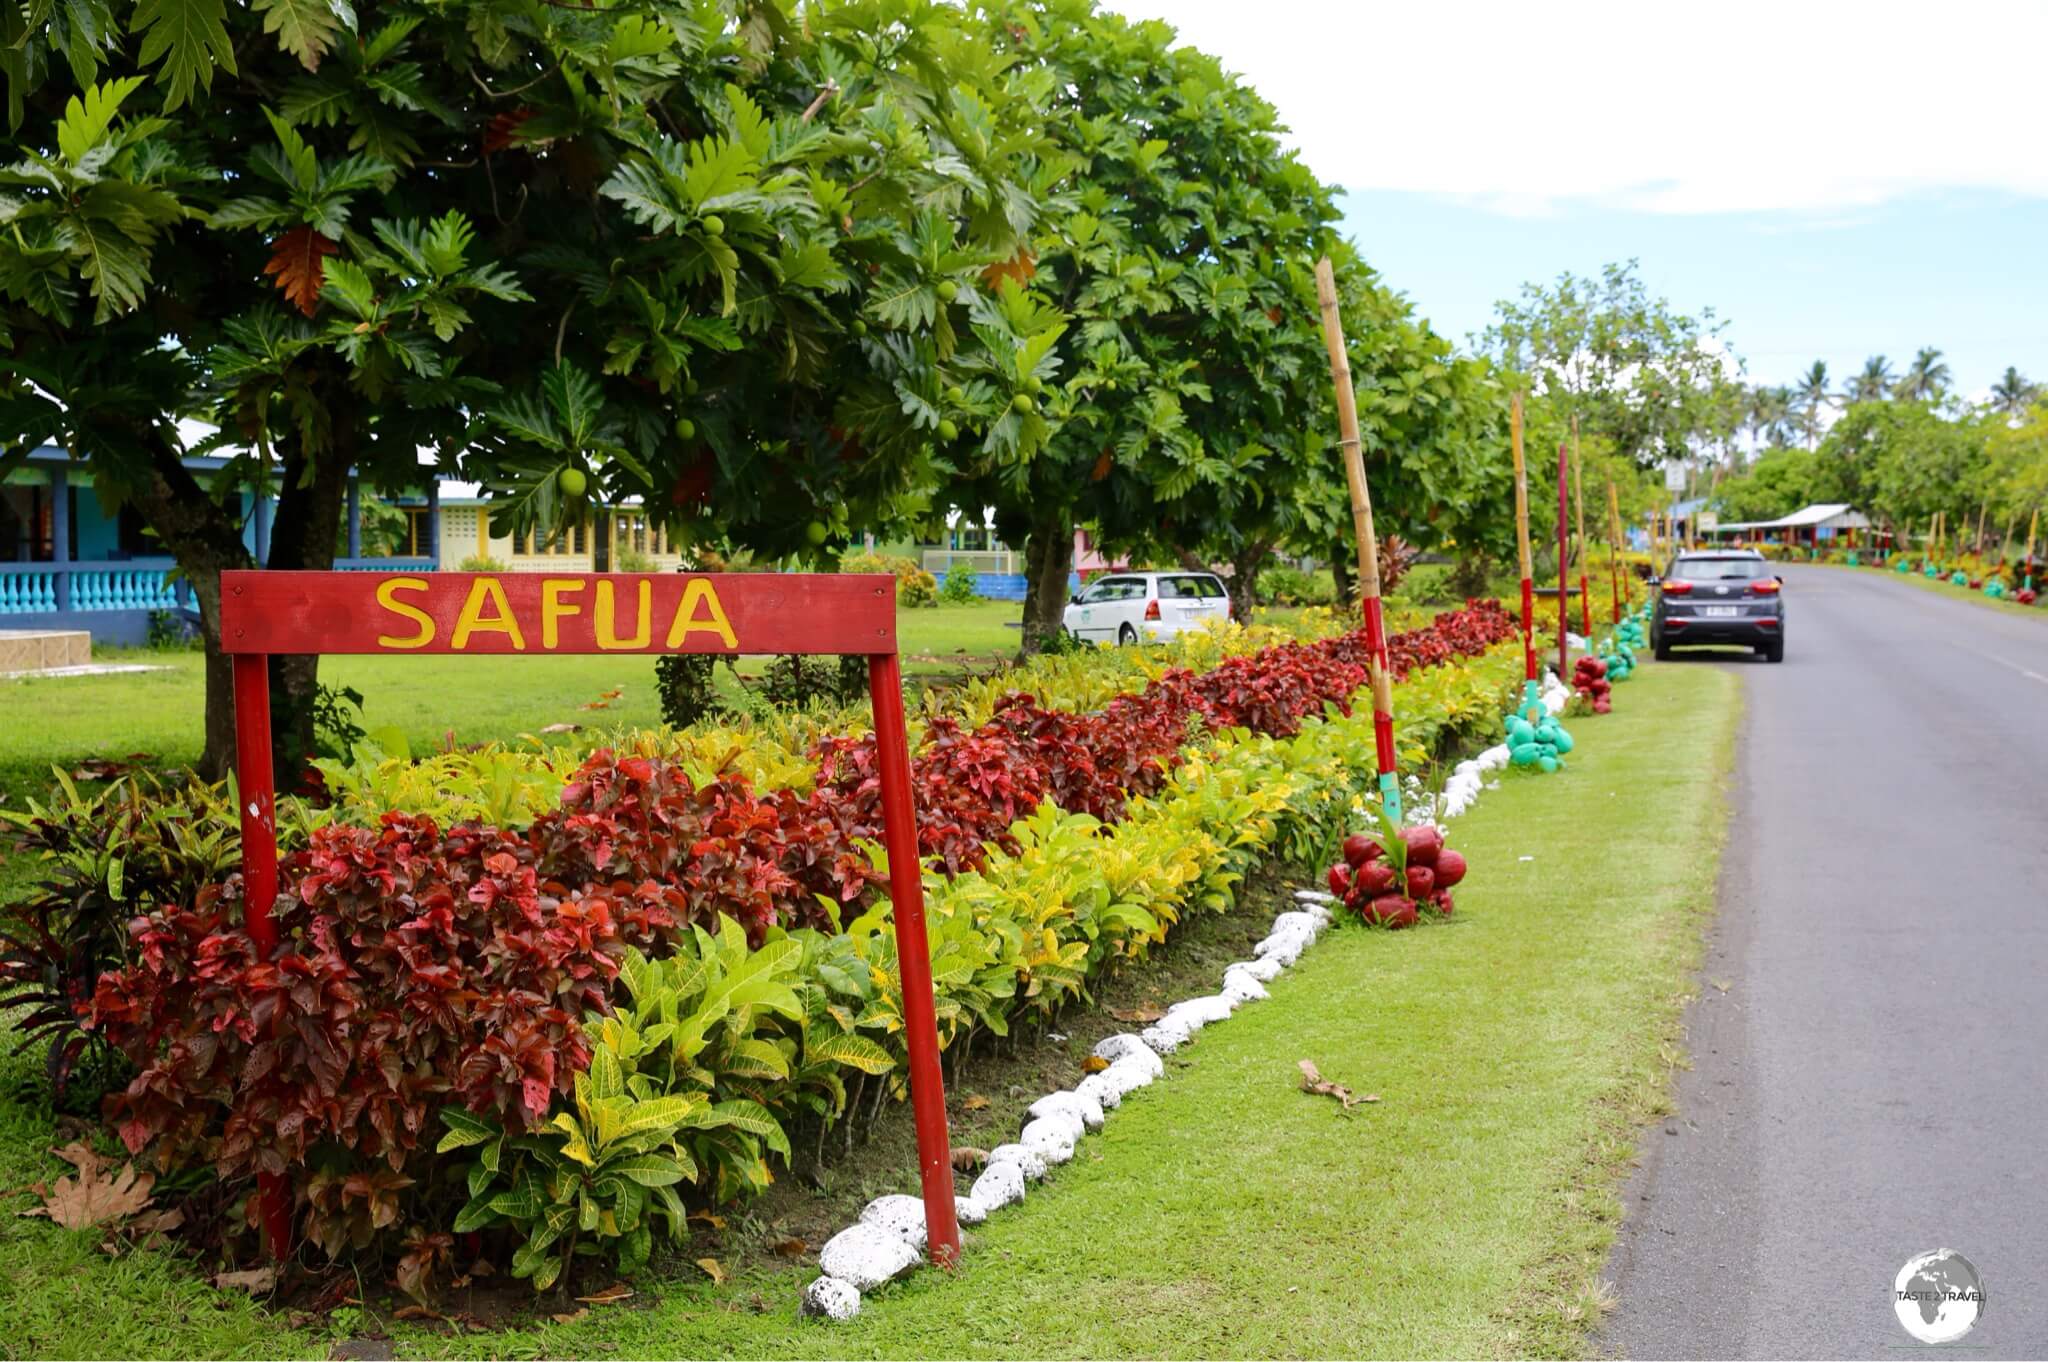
[230,652,292,1261]
[1556,442,1570,680]
[866,652,961,1267]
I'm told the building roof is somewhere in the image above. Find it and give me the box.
[1710,503,1872,533]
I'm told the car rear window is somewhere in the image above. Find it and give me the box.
[1670,558,1767,581]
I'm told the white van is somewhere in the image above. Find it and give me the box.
[1062,571,1233,644]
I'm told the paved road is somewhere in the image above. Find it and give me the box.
[1603,565,2048,1358]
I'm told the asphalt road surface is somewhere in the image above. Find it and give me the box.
[1603,564,2048,1358]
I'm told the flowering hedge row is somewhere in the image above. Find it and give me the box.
[79,603,1520,1290]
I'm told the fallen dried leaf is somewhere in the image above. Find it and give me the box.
[770,1238,809,1259]
[1298,1059,1377,1111]
[687,1210,725,1230]
[576,1284,634,1304]
[214,1266,278,1295]
[959,1093,991,1112]
[392,1305,443,1322]
[128,1206,186,1237]
[950,1147,989,1172]
[1110,1005,1164,1023]
[548,1309,588,1325]
[1080,1055,1110,1074]
[22,1144,154,1229]
[539,722,581,735]
[695,1257,726,1285]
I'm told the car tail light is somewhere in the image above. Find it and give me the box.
[1144,599,1160,621]
[1749,579,1781,595]
[1661,579,1694,595]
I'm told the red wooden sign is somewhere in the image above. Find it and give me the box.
[217,570,960,1268]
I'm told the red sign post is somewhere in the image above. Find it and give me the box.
[219,570,962,1267]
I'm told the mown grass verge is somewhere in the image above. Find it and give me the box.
[1834,560,2048,621]
[0,659,1736,1358]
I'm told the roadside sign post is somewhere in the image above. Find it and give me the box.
[220,570,962,1267]
[1313,257,1402,822]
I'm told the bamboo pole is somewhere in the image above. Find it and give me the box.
[1510,391,1537,701]
[1556,441,1570,680]
[1573,418,1590,637]
[1606,480,1624,623]
[1313,257,1401,823]
[1974,501,1987,556]
[2027,509,2038,591]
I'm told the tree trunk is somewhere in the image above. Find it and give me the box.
[1017,516,1075,658]
[122,435,256,781]
[262,397,357,784]
[1225,539,1271,621]
[1330,546,1354,611]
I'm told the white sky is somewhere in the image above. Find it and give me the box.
[1105,0,2048,215]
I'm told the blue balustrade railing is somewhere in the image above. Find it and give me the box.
[0,557,442,616]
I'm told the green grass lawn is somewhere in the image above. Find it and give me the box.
[1836,560,2048,620]
[0,659,1739,1359]
[0,600,1024,810]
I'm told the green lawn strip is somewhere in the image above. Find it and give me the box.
[377,660,1736,1360]
[1822,561,2048,620]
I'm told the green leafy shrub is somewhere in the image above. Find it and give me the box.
[1261,565,1333,607]
[457,554,510,572]
[758,654,867,711]
[654,654,731,728]
[0,771,240,1104]
[614,546,659,573]
[939,565,980,603]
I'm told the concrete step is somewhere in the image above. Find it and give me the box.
[0,629,92,673]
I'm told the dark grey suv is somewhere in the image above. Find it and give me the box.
[1651,550,1785,662]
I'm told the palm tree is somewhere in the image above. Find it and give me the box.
[1792,360,1833,448]
[1844,355,1893,404]
[1746,385,1794,448]
[1989,366,2039,420]
[1897,347,1951,402]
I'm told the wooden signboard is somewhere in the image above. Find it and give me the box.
[218,570,960,1267]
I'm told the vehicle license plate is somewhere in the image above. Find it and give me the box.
[1700,605,1740,618]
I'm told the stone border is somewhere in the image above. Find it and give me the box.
[798,667,1573,1320]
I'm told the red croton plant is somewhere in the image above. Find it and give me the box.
[81,599,1519,1263]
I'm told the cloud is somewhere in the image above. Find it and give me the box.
[1107,0,2048,215]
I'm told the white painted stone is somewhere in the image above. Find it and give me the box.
[1253,929,1310,966]
[1031,1089,1104,1133]
[1476,743,1511,772]
[1019,1116,1076,1164]
[818,1223,921,1290]
[1293,889,1337,905]
[1074,1070,1122,1110]
[1104,1051,1159,1094]
[954,1194,988,1226]
[1021,1103,1086,1144]
[1221,968,1269,1003]
[969,1160,1027,1210]
[1269,910,1321,940]
[860,1193,932,1250]
[1168,994,1236,1030]
[1233,953,1286,982]
[1113,1041,1162,1080]
[985,1142,1047,1181]
[1139,1019,1191,1054]
[1093,1032,1152,1064]
[801,1275,862,1320]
